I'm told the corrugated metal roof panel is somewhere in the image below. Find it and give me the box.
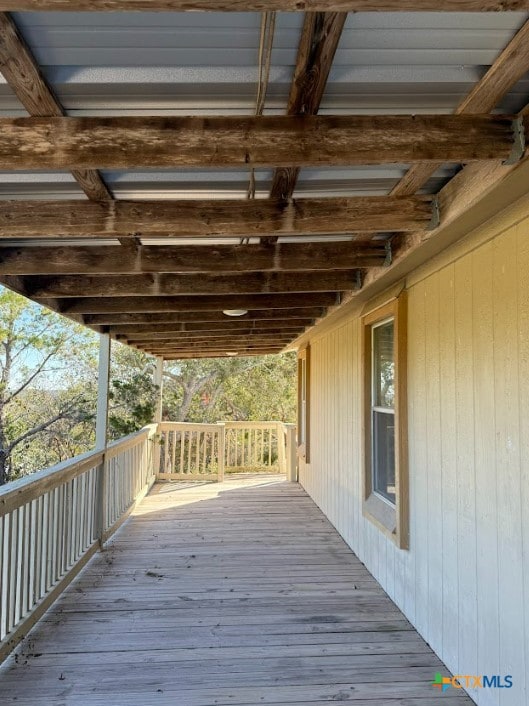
[0,11,527,200]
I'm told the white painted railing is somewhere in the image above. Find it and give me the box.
[224,421,285,473]
[157,422,225,481]
[0,420,296,665]
[157,421,297,480]
[0,424,157,663]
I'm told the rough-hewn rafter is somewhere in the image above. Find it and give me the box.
[389,19,529,198]
[0,1,526,10]
[117,331,302,342]
[147,349,286,360]
[143,341,288,351]
[0,199,432,241]
[17,271,358,298]
[83,308,326,326]
[0,242,385,275]
[58,293,339,315]
[135,336,294,345]
[110,319,313,334]
[269,12,346,202]
[0,115,518,170]
[0,13,112,202]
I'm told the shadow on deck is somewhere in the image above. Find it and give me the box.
[0,474,472,705]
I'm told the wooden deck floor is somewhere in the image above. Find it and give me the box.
[0,474,472,705]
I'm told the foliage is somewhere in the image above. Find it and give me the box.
[0,287,99,484]
[0,287,297,483]
[108,345,158,438]
[162,353,297,423]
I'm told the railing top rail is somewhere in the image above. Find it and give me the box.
[0,448,104,519]
[0,420,296,519]
[105,424,156,459]
[223,421,287,428]
[0,424,157,518]
[159,422,222,432]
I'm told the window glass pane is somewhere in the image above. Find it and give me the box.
[373,410,396,504]
[373,320,394,409]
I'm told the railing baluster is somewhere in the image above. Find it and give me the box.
[0,515,6,640]
[171,430,177,475]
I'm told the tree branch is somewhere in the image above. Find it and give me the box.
[4,343,65,405]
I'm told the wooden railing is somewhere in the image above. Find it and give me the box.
[0,420,295,664]
[157,422,225,482]
[224,421,284,473]
[0,424,157,663]
[157,421,297,481]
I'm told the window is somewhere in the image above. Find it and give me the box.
[297,346,310,462]
[362,294,408,549]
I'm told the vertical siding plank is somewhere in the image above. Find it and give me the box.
[411,280,428,636]
[492,229,524,704]
[346,322,355,549]
[472,241,500,704]
[454,255,478,678]
[438,263,459,673]
[353,320,361,557]
[329,331,336,527]
[299,211,529,706]
[425,272,443,657]
[516,220,529,706]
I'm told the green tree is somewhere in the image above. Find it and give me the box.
[0,288,98,484]
[162,354,296,424]
[0,287,298,483]
[108,344,158,438]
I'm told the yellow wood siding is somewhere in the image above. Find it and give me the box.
[300,210,529,706]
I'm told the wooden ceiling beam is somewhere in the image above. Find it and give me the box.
[83,308,325,326]
[0,13,112,203]
[149,351,286,360]
[117,331,301,342]
[57,292,339,314]
[0,198,431,241]
[109,319,313,334]
[16,271,357,298]
[142,342,289,352]
[0,1,526,10]
[139,337,289,346]
[0,114,518,170]
[269,12,347,202]
[388,19,529,197]
[313,108,529,340]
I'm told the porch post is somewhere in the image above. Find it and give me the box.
[95,333,111,546]
[153,357,164,424]
[95,333,111,451]
[285,423,298,482]
[152,357,164,478]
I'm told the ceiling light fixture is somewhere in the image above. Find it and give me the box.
[222,309,248,317]
[225,351,238,357]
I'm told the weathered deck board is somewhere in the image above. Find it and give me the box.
[0,474,473,705]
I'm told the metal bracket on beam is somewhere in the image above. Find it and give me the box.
[504,116,526,165]
[354,270,363,291]
[384,240,392,267]
[427,195,441,231]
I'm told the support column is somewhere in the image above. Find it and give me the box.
[95,333,111,546]
[152,357,164,478]
[285,423,298,482]
[153,357,164,424]
[95,333,111,452]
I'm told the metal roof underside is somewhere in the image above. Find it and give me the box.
[0,9,528,358]
[1,11,528,203]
